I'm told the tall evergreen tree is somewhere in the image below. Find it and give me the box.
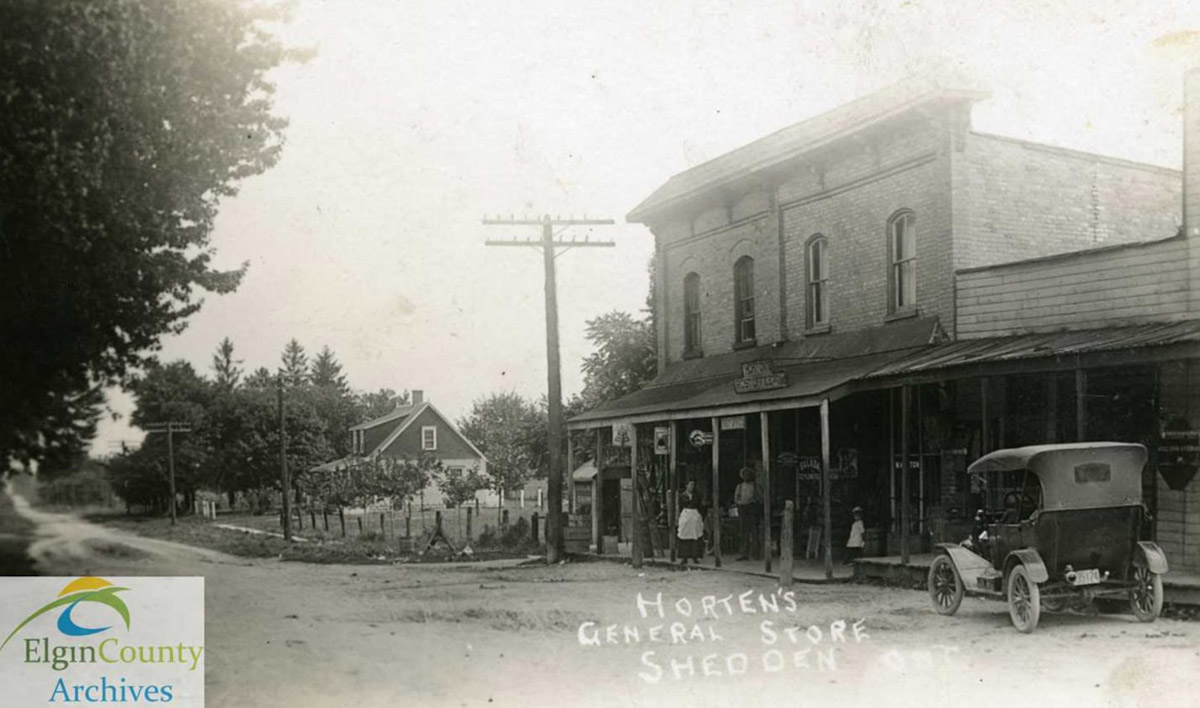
[211,337,243,391]
[280,339,309,388]
[310,346,349,395]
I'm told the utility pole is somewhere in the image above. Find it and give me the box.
[483,214,615,562]
[144,421,192,524]
[278,373,293,541]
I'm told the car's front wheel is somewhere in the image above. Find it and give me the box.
[1130,565,1163,622]
[1007,564,1041,633]
[928,555,964,616]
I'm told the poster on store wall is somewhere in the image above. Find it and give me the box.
[611,422,633,447]
[653,426,671,455]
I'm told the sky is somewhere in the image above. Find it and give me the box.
[93,0,1200,455]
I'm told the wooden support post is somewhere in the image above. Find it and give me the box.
[295,507,303,530]
[521,489,526,509]
[668,422,678,563]
[820,399,833,580]
[594,430,604,555]
[405,513,411,538]
[711,416,722,568]
[901,385,911,565]
[502,509,509,527]
[357,516,363,534]
[889,388,896,532]
[981,377,990,454]
[567,435,575,514]
[760,411,772,573]
[532,512,540,544]
[1076,368,1088,441]
[466,506,473,541]
[323,510,329,532]
[780,500,794,587]
[380,512,386,537]
[310,509,316,530]
[339,508,346,537]
[631,425,643,568]
[1045,373,1059,443]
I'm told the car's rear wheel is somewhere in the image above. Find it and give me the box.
[1007,564,1041,633]
[1130,565,1163,622]
[928,555,964,616]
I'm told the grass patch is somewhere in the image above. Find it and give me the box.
[89,513,539,565]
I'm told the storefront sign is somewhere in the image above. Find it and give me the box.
[797,456,822,481]
[688,429,714,448]
[719,415,746,431]
[777,451,801,468]
[734,360,788,394]
[653,426,671,455]
[1159,421,1200,491]
[612,423,633,447]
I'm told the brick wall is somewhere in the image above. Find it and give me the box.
[956,236,1191,338]
[957,133,1180,270]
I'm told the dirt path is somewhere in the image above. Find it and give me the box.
[6,489,1199,708]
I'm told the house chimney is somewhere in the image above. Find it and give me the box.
[1186,68,1200,314]
[412,390,424,405]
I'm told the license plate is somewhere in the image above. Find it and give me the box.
[1070,568,1101,586]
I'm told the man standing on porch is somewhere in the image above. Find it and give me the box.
[735,467,762,561]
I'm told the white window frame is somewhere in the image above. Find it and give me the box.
[806,236,828,327]
[421,425,437,451]
[889,211,917,312]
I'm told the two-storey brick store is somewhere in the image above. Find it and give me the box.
[568,71,1200,576]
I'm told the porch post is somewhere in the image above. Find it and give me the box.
[668,422,678,563]
[631,424,642,568]
[820,399,833,581]
[1075,368,1088,441]
[981,377,990,454]
[567,433,575,514]
[889,388,896,531]
[901,385,911,565]
[711,416,722,568]
[761,410,772,573]
[593,429,603,555]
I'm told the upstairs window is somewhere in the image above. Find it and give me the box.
[733,256,756,345]
[352,430,365,455]
[888,211,917,312]
[683,272,702,355]
[421,425,437,451]
[806,235,828,328]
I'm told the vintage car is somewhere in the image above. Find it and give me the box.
[927,442,1169,632]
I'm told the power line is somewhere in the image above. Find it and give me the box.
[143,421,192,525]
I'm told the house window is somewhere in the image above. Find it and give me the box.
[888,211,917,312]
[421,425,437,451]
[733,256,755,345]
[806,235,828,327]
[352,430,364,455]
[683,272,702,356]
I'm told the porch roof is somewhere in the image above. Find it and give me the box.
[568,317,942,429]
[863,320,1200,382]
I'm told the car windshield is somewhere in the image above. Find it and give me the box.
[982,467,1042,522]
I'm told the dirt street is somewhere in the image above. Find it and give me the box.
[7,494,1200,708]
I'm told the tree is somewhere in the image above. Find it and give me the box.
[310,346,349,395]
[243,367,275,390]
[279,339,309,388]
[438,466,485,509]
[458,393,541,495]
[0,0,304,467]
[308,346,358,458]
[370,454,443,510]
[577,311,657,409]
[211,338,243,391]
[356,388,410,422]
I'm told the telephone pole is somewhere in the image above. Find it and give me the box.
[144,421,192,524]
[278,373,293,541]
[484,214,615,562]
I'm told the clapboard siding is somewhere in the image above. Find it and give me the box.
[956,237,1191,338]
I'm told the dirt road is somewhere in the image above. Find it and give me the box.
[6,493,1199,708]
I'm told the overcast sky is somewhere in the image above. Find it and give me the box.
[93,0,1200,455]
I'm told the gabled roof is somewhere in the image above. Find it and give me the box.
[350,404,416,432]
[627,70,989,224]
[369,402,488,463]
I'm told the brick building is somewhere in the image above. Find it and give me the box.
[569,71,1200,575]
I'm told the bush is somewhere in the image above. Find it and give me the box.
[500,518,530,549]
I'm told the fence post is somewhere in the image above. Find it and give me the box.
[531,512,539,544]
[296,507,303,530]
[780,500,795,588]
[380,512,386,538]
[357,516,363,534]
[339,508,346,537]
[502,509,509,527]
[466,507,473,541]
[323,510,329,532]
[521,489,526,509]
[309,509,316,529]
[405,514,411,539]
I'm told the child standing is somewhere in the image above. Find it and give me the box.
[845,506,865,564]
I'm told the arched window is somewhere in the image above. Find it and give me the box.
[684,272,702,355]
[733,256,756,345]
[888,211,917,312]
[806,235,828,328]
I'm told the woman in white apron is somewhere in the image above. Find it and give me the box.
[677,480,704,564]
